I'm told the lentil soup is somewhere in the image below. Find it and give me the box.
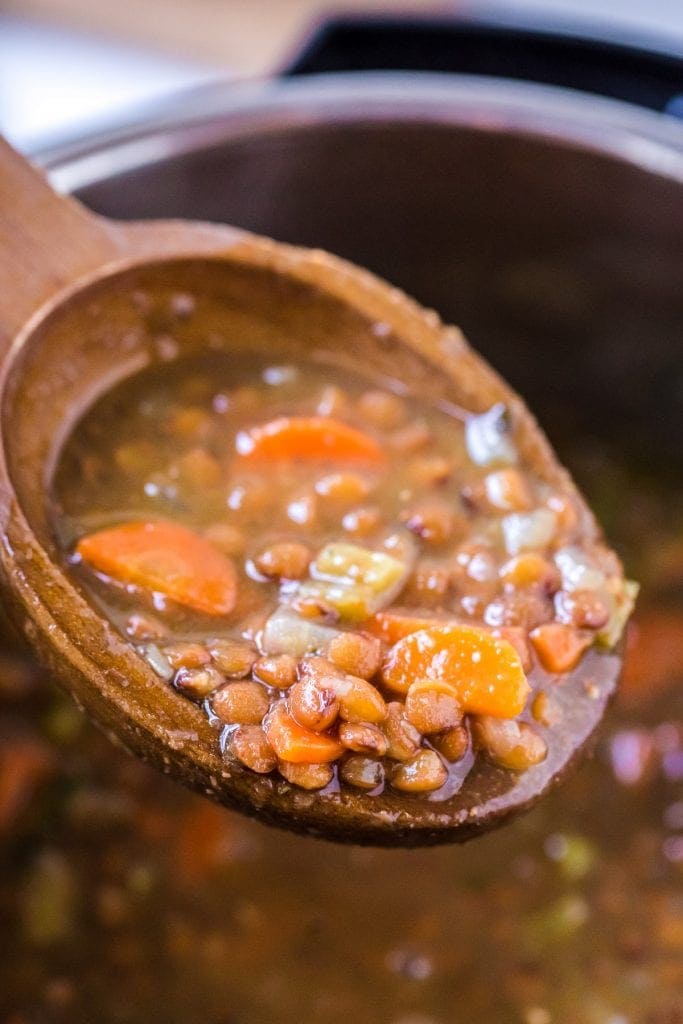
[51,355,634,801]
[1,437,680,1024]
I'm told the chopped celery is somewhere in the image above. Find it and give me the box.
[313,542,408,593]
[306,541,412,621]
[597,578,639,649]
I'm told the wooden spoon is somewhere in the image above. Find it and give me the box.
[0,137,623,845]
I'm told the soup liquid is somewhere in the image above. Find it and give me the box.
[1,384,681,1023]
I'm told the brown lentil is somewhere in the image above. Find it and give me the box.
[202,522,246,556]
[173,665,224,700]
[408,454,453,486]
[277,760,334,790]
[389,420,432,453]
[288,678,339,732]
[391,750,448,793]
[402,501,458,545]
[173,447,222,488]
[499,553,561,592]
[409,562,451,602]
[162,642,211,671]
[253,541,311,580]
[338,722,388,756]
[357,389,406,429]
[340,755,385,790]
[212,681,270,726]
[332,675,387,725]
[327,631,383,680]
[384,702,422,761]
[252,654,298,689]
[472,717,548,771]
[314,472,371,503]
[208,640,258,679]
[341,506,382,536]
[483,590,554,630]
[229,725,277,773]
[433,725,470,762]
[405,680,463,735]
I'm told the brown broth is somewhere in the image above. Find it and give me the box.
[50,354,629,797]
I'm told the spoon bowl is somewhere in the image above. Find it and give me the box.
[0,138,622,844]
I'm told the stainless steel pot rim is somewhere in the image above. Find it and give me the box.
[40,72,683,196]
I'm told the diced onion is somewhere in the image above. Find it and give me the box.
[465,404,518,467]
[261,606,339,658]
[597,579,639,648]
[554,546,606,592]
[501,509,557,555]
[140,644,173,680]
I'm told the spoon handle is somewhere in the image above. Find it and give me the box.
[0,136,122,345]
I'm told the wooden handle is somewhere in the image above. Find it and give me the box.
[0,137,123,345]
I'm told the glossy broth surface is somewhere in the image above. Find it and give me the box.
[50,355,630,800]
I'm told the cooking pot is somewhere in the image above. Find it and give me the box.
[39,28,683,469]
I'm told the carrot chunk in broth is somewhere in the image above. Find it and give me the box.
[529,623,593,673]
[381,624,530,718]
[76,521,238,616]
[235,416,385,464]
[263,703,344,764]
[367,609,452,645]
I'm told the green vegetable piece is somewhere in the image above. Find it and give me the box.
[306,541,411,621]
[313,541,408,593]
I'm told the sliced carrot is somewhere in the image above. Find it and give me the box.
[529,623,592,674]
[263,702,344,764]
[76,520,237,616]
[367,609,452,645]
[235,416,385,464]
[490,626,533,673]
[381,624,530,718]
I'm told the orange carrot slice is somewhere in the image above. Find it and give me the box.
[76,520,237,616]
[263,703,344,764]
[367,609,452,645]
[236,416,385,464]
[529,623,592,673]
[381,624,530,718]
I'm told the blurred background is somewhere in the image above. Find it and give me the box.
[2,0,683,151]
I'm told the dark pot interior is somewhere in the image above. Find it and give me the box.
[72,109,683,469]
